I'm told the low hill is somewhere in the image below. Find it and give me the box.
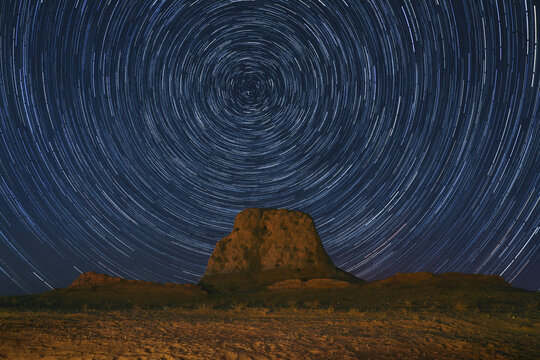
[0,270,537,315]
[368,271,510,288]
[0,272,207,310]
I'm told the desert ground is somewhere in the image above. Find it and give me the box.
[1,307,538,360]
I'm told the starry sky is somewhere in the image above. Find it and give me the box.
[0,0,538,296]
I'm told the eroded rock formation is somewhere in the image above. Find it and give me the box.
[199,208,358,292]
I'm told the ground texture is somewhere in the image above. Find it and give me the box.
[1,308,538,359]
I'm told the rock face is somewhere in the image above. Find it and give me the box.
[199,208,358,292]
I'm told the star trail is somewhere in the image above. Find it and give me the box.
[0,0,538,295]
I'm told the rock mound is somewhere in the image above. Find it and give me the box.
[199,208,358,292]
[69,271,125,287]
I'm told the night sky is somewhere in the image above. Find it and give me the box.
[0,0,538,296]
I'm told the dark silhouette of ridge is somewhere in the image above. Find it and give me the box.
[1,208,535,312]
[370,272,510,287]
[0,269,530,312]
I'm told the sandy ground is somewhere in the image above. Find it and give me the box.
[0,308,538,359]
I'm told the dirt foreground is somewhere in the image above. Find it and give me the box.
[0,308,538,359]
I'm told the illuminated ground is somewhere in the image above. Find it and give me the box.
[1,308,538,359]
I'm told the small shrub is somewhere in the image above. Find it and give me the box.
[232,302,246,312]
[454,301,468,312]
[197,303,214,312]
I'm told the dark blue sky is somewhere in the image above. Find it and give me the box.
[0,0,538,295]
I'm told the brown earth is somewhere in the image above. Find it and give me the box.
[1,308,538,360]
[267,278,352,290]
[199,208,358,292]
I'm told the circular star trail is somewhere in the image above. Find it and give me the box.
[0,0,538,295]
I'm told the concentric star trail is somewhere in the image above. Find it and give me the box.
[0,0,538,295]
